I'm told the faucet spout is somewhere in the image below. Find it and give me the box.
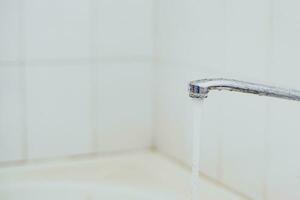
[189,78,300,101]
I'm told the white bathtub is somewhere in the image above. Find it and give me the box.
[0,151,243,200]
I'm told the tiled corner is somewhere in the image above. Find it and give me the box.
[26,65,93,159]
[0,67,23,162]
[154,65,222,179]
[24,0,90,60]
[95,0,154,57]
[156,0,226,71]
[96,63,153,152]
[0,0,19,62]
[226,0,269,81]
[186,0,226,71]
[154,65,193,165]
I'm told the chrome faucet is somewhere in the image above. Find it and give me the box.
[189,78,300,101]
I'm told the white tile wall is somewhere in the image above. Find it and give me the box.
[266,100,300,200]
[154,65,192,165]
[0,0,155,162]
[24,0,90,60]
[267,167,300,200]
[155,0,229,181]
[155,0,300,200]
[267,1,300,199]
[271,0,300,87]
[0,67,23,161]
[96,63,153,152]
[154,65,224,178]
[2,0,300,199]
[156,0,226,70]
[95,0,154,57]
[226,0,269,80]
[0,0,19,62]
[26,65,93,159]
[220,93,266,200]
[155,0,191,65]
[186,0,226,71]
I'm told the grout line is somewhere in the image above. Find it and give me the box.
[150,0,159,150]
[0,148,153,169]
[19,63,27,160]
[262,0,274,199]
[150,0,163,150]
[216,102,224,180]
[90,64,99,153]
[89,0,99,153]
[263,99,271,200]
[0,57,154,67]
[18,0,28,161]
[217,0,229,182]
[0,61,20,66]
[152,0,159,63]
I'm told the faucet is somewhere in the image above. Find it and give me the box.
[189,78,300,101]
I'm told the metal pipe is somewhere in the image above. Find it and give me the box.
[189,78,300,101]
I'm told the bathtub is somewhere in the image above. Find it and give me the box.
[0,151,243,200]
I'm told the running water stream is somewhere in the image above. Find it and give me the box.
[191,99,204,200]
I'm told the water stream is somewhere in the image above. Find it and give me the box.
[191,99,204,200]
